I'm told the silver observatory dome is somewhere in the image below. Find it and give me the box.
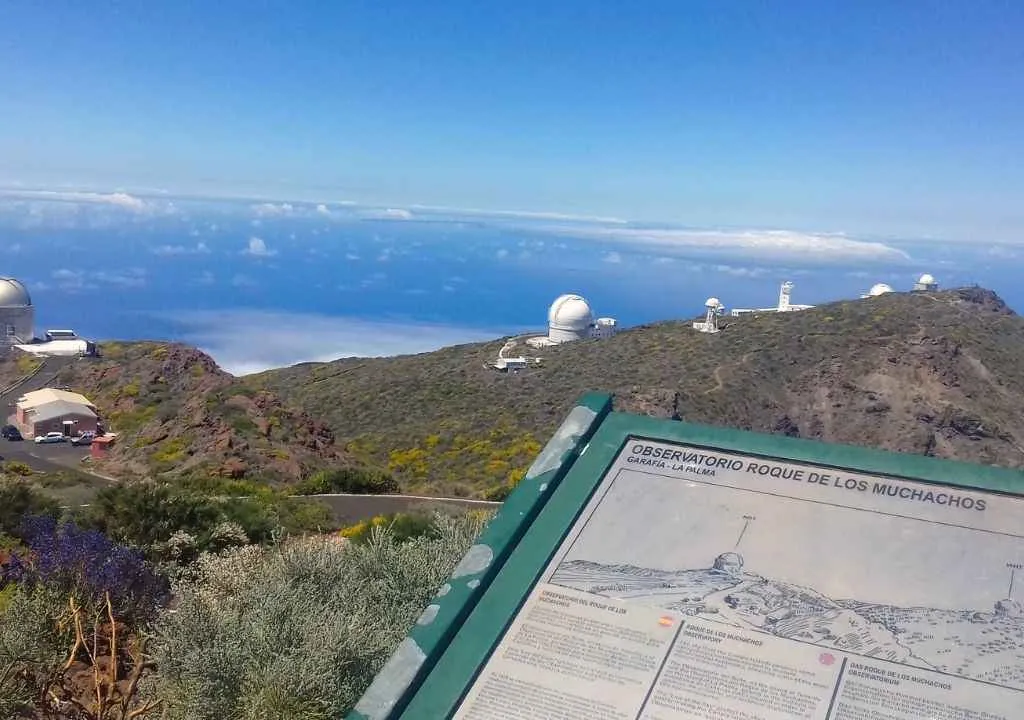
[0,277,35,345]
[0,277,32,307]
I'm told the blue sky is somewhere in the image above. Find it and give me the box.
[2,1,1023,241]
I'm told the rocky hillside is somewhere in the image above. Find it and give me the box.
[0,342,361,484]
[252,287,1024,498]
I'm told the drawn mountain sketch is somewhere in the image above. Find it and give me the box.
[550,552,1024,690]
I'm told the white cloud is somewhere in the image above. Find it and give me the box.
[194,271,216,285]
[51,268,90,291]
[152,241,210,256]
[106,192,146,210]
[538,226,911,264]
[50,267,146,291]
[242,236,276,257]
[356,207,415,221]
[93,268,147,288]
[603,251,622,263]
[986,245,1021,260]
[0,189,149,211]
[231,274,256,288]
[252,202,294,217]
[345,252,360,261]
[496,248,509,259]
[407,203,628,224]
[712,264,768,278]
[164,310,511,376]
[316,204,330,215]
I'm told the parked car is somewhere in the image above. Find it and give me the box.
[5,428,22,441]
[70,431,96,446]
[34,432,66,444]
[1,424,17,439]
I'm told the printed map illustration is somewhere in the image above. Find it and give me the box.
[550,552,1024,690]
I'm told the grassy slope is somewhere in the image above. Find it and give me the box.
[253,288,1024,498]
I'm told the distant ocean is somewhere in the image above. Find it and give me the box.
[3,209,1021,370]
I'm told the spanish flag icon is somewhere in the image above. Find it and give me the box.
[658,615,674,627]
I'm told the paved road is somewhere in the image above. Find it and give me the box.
[0,355,78,403]
[0,437,93,475]
[308,493,501,525]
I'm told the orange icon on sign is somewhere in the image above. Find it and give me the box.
[658,616,674,627]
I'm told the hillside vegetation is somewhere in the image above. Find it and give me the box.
[253,288,1024,497]
[0,342,364,484]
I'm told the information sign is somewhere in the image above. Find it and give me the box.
[351,397,1024,720]
[453,438,1024,719]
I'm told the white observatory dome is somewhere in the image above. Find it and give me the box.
[0,277,32,307]
[868,283,894,297]
[548,293,595,344]
[918,273,935,285]
[0,277,34,346]
[705,297,722,308]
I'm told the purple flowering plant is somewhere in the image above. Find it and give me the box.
[1,515,170,624]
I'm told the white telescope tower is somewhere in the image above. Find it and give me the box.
[778,281,794,311]
[693,297,722,333]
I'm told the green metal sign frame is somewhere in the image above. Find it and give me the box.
[349,392,1024,719]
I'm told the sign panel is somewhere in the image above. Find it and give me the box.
[453,437,1024,719]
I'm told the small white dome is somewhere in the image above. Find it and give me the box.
[868,283,894,297]
[918,273,935,285]
[548,294,594,331]
[0,278,32,307]
[705,297,721,308]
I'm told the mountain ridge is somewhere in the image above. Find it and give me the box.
[253,287,1024,496]
[4,286,1024,498]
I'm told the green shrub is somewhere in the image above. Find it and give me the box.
[76,483,329,561]
[148,512,488,719]
[0,479,59,539]
[0,584,72,717]
[2,461,33,477]
[339,510,443,545]
[0,584,15,612]
[292,467,399,496]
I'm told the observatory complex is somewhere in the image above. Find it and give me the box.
[490,292,619,371]
[861,274,939,298]
[0,276,95,356]
[692,274,940,335]
[913,273,938,292]
[1,277,35,347]
[693,297,724,334]
[861,282,894,299]
[729,281,814,317]
[525,294,619,348]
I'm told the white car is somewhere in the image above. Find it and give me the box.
[34,432,67,444]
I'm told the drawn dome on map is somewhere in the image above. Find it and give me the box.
[712,552,744,575]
